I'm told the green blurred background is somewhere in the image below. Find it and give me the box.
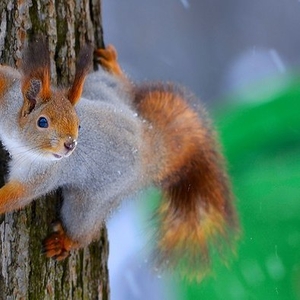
[176,76,300,299]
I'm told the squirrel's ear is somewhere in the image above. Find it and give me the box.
[68,44,93,106]
[21,37,51,116]
[21,79,42,116]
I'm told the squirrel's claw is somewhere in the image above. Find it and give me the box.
[42,220,76,261]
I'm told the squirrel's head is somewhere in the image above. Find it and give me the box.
[18,38,92,161]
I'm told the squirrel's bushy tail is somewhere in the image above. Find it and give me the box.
[134,83,238,281]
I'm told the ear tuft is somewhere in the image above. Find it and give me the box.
[21,37,51,101]
[68,44,93,106]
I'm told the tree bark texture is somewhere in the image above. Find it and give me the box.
[0,1,109,299]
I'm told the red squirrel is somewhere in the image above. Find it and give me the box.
[0,40,238,280]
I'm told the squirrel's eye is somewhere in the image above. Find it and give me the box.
[78,125,81,130]
[37,117,49,128]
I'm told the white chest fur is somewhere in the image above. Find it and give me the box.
[1,133,46,180]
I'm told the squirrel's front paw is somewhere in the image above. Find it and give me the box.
[42,221,77,261]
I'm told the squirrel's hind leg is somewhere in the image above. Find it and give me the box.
[43,186,106,260]
[95,45,124,77]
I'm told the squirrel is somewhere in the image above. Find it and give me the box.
[0,38,238,281]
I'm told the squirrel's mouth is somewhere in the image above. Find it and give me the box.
[52,148,75,160]
[53,153,63,160]
[51,138,77,160]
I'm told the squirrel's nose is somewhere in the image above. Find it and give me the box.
[64,137,77,151]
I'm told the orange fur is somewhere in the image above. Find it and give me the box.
[0,181,27,214]
[95,45,124,77]
[95,45,133,95]
[68,45,93,105]
[134,86,207,184]
[134,84,238,279]
[0,77,6,94]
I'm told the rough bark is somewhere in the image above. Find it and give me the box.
[0,1,109,299]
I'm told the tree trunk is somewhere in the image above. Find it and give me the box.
[0,1,110,299]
